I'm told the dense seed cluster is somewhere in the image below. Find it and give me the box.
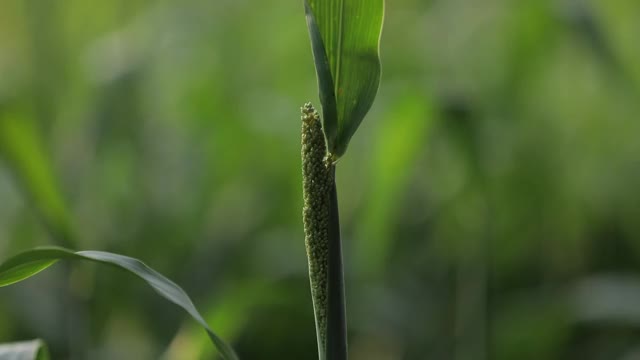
[301,102,332,350]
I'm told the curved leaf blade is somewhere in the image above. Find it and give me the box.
[304,1,338,149]
[304,0,384,158]
[0,247,238,360]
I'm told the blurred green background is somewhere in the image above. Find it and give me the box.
[1,0,640,359]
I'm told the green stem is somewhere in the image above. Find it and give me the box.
[325,165,348,360]
[301,103,348,360]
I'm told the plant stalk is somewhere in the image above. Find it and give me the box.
[301,104,348,360]
[325,165,347,360]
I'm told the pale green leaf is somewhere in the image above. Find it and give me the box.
[304,0,384,158]
[0,339,50,360]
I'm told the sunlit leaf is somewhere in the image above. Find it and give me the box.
[0,247,238,360]
[304,0,384,158]
[355,95,434,275]
[0,339,50,360]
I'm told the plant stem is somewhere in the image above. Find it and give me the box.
[325,165,348,360]
[301,104,348,360]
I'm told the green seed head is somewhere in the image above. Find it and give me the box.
[301,102,332,352]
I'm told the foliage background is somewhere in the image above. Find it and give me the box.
[1,0,640,359]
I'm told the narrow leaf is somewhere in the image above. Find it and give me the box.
[0,113,74,247]
[0,339,50,360]
[304,0,384,158]
[0,247,238,360]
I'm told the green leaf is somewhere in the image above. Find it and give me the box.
[0,247,238,360]
[0,339,50,360]
[0,112,75,247]
[304,0,384,158]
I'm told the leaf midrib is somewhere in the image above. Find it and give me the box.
[334,0,345,121]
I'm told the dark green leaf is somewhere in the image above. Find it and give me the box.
[325,166,347,360]
[0,339,50,360]
[0,247,238,360]
[304,0,384,158]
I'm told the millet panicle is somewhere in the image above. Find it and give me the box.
[301,102,333,350]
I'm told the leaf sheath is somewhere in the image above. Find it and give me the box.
[301,103,347,360]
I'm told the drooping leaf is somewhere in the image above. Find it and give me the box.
[0,247,238,360]
[304,0,384,158]
[0,339,50,360]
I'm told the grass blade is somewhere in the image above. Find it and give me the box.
[304,0,384,158]
[0,247,238,360]
[0,113,74,247]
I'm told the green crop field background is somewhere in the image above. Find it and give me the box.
[1,0,640,359]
